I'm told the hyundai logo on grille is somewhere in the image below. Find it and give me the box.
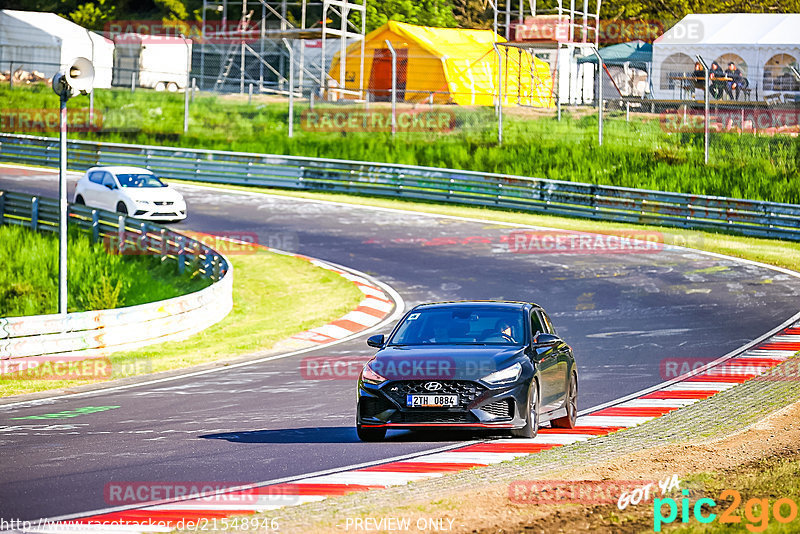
[424,381,443,391]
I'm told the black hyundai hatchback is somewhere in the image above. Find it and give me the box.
[356,301,578,441]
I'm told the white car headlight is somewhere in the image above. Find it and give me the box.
[482,362,522,384]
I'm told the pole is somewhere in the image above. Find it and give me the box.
[58,93,68,315]
[284,38,294,138]
[191,77,196,102]
[201,0,206,90]
[131,72,135,93]
[248,82,253,104]
[493,43,503,144]
[184,37,191,133]
[697,55,709,164]
[592,48,603,146]
[385,40,397,136]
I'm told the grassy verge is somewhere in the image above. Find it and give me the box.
[1,84,798,203]
[0,224,210,317]
[668,453,800,533]
[179,181,800,273]
[0,246,364,397]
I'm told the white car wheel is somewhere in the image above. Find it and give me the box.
[167,82,179,92]
[154,81,166,92]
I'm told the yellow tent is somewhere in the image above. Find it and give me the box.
[328,21,554,107]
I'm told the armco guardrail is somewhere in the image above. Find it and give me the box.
[1,133,799,241]
[0,190,232,359]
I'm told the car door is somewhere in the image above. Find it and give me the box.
[99,172,120,211]
[82,170,105,207]
[539,310,570,410]
[531,309,560,411]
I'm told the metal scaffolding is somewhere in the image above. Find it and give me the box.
[491,0,601,105]
[199,0,365,96]
[490,0,600,45]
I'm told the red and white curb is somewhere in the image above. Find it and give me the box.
[279,256,395,348]
[23,319,799,533]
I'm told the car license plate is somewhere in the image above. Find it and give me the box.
[406,394,459,407]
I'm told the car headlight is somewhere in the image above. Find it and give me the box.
[361,362,387,385]
[482,362,522,384]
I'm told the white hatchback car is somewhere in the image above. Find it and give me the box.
[73,166,187,222]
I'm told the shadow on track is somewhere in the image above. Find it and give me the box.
[200,426,486,444]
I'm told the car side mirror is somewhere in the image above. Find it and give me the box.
[533,333,560,347]
[367,334,385,348]
[105,183,115,190]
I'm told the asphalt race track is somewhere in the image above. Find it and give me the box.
[2,165,800,521]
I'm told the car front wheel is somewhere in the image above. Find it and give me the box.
[116,202,128,215]
[75,195,85,205]
[512,379,539,438]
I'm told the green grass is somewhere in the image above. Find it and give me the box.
[667,452,800,533]
[0,224,211,316]
[0,246,364,397]
[2,84,798,204]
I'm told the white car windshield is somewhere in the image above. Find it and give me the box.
[117,173,166,188]
[389,307,525,346]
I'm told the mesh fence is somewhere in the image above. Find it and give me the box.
[1,36,799,203]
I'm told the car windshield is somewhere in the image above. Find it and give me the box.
[116,173,166,188]
[389,307,525,346]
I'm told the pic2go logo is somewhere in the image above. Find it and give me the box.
[653,489,800,532]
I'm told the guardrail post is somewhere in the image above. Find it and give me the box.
[202,247,211,277]
[91,210,99,243]
[160,228,167,262]
[0,191,5,226]
[139,222,148,254]
[177,236,185,274]
[118,215,126,254]
[191,242,201,272]
[213,255,221,280]
[31,197,39,231]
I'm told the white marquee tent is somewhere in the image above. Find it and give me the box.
[652,13,800,100]
[0,10,114,88]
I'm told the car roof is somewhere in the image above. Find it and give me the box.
[410,301,535,311]
[87,166,153,175]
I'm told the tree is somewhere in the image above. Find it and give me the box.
[451,0,492,29]
[363,0,457,32]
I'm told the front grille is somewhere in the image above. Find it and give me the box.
[393,411,477,424]
[482,399,513,419]
[383,380,487,409]
[154,201,174,206]
[360,397,395,418]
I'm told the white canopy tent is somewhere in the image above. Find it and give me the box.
[0,10,114,88]
[652,13,800,100]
